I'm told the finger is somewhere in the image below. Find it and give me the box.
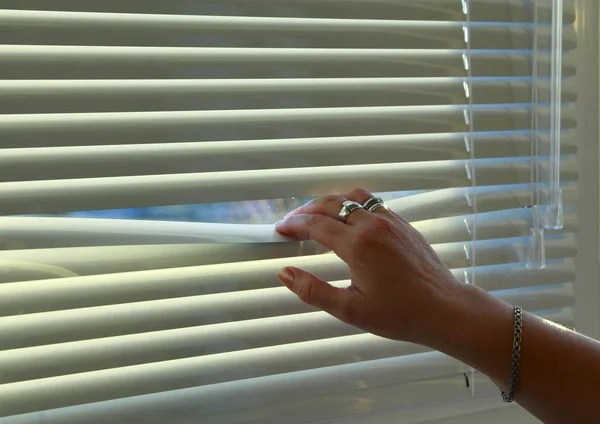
[276,214,353,258]
[278,267,356,322]
[342,188,393,216]
[285,194,369,225]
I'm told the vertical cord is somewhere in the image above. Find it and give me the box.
[530,0,541,227]
[527,1,547,270]
[462,0,477,397]
[462,0,476,283]
[546,0,564,230]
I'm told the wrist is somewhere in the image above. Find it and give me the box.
[422,283,514,390]
[407,278,473,346]
[418,283,514,377]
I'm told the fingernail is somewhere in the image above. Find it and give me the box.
[278,268,295,287]
[274,220,285,227]
[284,212,292,219]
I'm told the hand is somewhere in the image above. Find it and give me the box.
[275,188,465,345]
[277,190,600,424]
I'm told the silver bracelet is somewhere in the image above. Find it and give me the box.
[500,305,523,403]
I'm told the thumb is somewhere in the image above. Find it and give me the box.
[277,267,354,320]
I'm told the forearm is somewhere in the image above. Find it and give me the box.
[424,283,600,424]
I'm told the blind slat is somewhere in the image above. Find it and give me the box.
[470,259,576,292]
[391,183,579,222]
[0,209,579,249]
[0,244,321,280]
[0,132,579,181]
[0,45,523,61]
[0,78,578,114]
[420,210,578,245]
[0,45,575,79]
[0,10,576,50]
[0,159,579,215]
[0,0,574,22]
[0,230,579,284]
[0,105,577,148]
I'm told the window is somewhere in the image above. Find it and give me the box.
[0,1,596,423]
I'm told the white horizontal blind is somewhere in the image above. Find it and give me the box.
[0,1,577,423]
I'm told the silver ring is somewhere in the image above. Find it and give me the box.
[338,200,364,223]
[362,196,387,212]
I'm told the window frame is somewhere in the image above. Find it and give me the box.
[573,0,600,342]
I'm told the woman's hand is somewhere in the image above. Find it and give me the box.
[277,189,600,424]
[275,188,464,345]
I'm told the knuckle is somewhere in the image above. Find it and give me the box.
[306,214,326,227]
[337,298,356,322]
[370,215,395,233]
[348,188,371,200]
[355,226,377,243]
[347,241,365,258]
[308,195,344,214]
[323,194,343,204]
[348,228,376,254]
[296,281,315,304]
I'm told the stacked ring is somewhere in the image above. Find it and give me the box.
[362,196,387,212]
[338,200,364,223]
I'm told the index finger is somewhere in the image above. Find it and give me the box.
[275,214,353,261]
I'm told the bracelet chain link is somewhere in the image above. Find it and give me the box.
[500,305,523,403]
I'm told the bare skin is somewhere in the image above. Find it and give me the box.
[275,188,600,424]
